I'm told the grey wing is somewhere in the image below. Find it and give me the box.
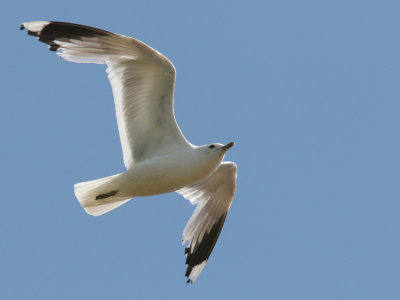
[177,162,238,283]
[21,21,189,168]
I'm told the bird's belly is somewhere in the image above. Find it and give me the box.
[116,157,214,197]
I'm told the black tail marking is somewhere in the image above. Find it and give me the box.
[95,190,118,200]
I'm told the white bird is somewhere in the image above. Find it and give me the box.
[21,21,237,283]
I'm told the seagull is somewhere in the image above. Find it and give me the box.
[21,21,237,283]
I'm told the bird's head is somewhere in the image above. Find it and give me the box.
[199,142,235,157]
[194,142,235,172]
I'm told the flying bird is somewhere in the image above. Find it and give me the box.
[21,21,237,283]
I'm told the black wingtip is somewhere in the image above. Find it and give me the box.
[183,213,227,282]
[20,24,25,30]
[21,21,113,51]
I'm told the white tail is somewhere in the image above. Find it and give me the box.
[74,173,132,216]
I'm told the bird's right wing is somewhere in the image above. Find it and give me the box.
[21,21,189,168]
[177,162,237,283]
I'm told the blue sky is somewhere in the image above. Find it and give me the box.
[2,0,400,299]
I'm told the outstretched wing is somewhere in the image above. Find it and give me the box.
[21,21,189,168]
[177,162,237,283]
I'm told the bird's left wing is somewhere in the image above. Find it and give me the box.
[20,21,189,168]
[176,162,237,283]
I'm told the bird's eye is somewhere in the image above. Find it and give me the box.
[209,144,215,149]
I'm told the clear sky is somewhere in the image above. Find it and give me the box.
[2,0,400,299]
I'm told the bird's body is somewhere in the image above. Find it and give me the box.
[118,148,215,197]
[79,144,225,202]
[21,21,237,283]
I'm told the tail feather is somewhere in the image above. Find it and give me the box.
[74,173,132,216]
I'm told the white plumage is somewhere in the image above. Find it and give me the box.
[21,21,237,283]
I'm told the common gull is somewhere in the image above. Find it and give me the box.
[21,21,237,283]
